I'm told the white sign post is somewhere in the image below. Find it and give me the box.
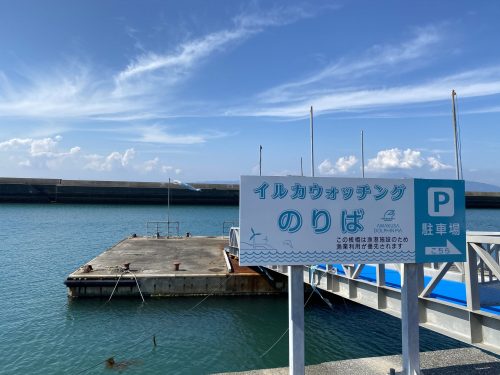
[288,265,304,375]
[239,176,465,375]
[402,263,420,374]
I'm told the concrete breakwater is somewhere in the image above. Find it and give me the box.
[0,177,238,205]
[1,177,500,207]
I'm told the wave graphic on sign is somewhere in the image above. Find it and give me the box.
[240,226,415,264]
[240,248,415,263]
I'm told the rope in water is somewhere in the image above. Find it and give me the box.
[188,274,234,311]
[105,268,145,304]
[259,273,329,358]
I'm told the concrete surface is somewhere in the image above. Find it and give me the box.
[69,236,232,277]
[65,236,285,297]
[218,347,500,374]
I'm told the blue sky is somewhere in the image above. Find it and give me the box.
[1,0,500,185]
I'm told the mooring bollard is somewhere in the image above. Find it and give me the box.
[174,262,181,271]
[83,264,93,273]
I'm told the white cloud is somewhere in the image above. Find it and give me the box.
[318,159,335,175]
[243,66,500,117]
[258,25,444,105]
[143,157,159,172]
[136,125,226,145]
[84,148,136,171]
[1,15,497,125]
[116,29,249,84]
[160,165,182,175]
[336,155,358,172]
[141,160,182,174]
[122,148,136,166]
[0,137,33,150]
[361,148,455,174]
[82,149,182,175]
[116,6,319,84]
[225,21,500,119]
[318,155,358,175]
[427,156,453,171]
[0,6,321,122]
[0,63,149,120]
[367,148,425,171]
[0,135,84,170]
[0,135,70,157]
[0,134,186,176]
[30,136,61,156]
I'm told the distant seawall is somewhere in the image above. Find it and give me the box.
[0,177,238,205]
[0,177,499,208]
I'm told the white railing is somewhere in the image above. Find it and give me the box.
[146,221,180,238]
[227,227,240,257]
[223,221,238,238]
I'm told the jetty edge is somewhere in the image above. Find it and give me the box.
[64,235,287,298]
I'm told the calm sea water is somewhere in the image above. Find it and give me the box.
[1,204,499,375]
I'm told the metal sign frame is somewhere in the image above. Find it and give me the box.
[240,176,465,266]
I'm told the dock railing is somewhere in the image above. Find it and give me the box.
[146,221,180,238]
[227,227,240,257]
[461,232,500,310]
[223,221,238,238]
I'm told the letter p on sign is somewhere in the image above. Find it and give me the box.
[428,188,454,217]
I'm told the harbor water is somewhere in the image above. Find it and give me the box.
[1,204,498,374]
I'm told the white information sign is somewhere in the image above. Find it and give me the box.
[239,176,465,266]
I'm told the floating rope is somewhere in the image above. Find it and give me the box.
[75,358,109,375]
[106,269,145,304]
[188,274,234,311]
[127,270,145,303]
[106,273,124,303]
[309,268,334,311]
[260,284,317,358]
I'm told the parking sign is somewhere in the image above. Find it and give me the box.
[415,179,466,263]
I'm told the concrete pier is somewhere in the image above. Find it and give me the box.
[65,236,285,298]
[219,347,500,374]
